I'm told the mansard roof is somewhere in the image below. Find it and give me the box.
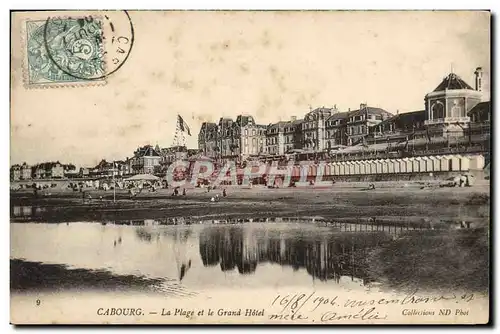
[326,111,350,121]
[235,115,255,127]
[348,106,391,118]
[134,145,161,157]
[200,122,217,133]
[373,110,426,130]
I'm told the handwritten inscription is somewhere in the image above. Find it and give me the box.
[268,290,476,323]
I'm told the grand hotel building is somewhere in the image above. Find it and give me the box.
[198,67,490,163]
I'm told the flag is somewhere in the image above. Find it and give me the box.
[177,115,191,136]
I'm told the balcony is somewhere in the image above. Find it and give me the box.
[425,117,470,125]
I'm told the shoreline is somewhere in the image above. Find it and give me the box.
[10,183,490,225]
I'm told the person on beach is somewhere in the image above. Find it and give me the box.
[223,188,227,197]
[182,188,186,196]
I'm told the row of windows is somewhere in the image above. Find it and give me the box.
[348,125,366,135]
[265,135,295,145]
[302,115,382,129]
[201,118,382,140]
[200,128,265,139]
[431,104,466,120]
[217,138,264,148]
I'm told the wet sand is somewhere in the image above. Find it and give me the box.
[10,182,490,224]
[10,259,164,293]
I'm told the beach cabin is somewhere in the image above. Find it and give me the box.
[393,159,402,173]
[459,155,470,171]
[381,159,389,174]
[348,161,356,175]
[352,161,359,175]
[387,159,395,174]
[412,157,420,173]
[309,164,318,179]
[343,162,350,175]
[299,164,310,181]
[291,165,300,180]
[324,163,332,177]
[429,156,439,172]
[331,162,338,176]
[374,160,382,174]
[343,161,351,175]
[450,155,461,171]
[337,162,344,176]
[369,160,377,174]
[419,157,428,173]
[439,155,451,171]
[469,154,485,170]
[359,161,367,175]
[403,158,413,173]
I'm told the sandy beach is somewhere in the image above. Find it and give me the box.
[10,180,490,225]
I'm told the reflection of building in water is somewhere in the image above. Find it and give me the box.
[199,229,220,266]
[220,228,236,271]
[198,226,392,283]
[11,206,46,218]
[239,228,258,274]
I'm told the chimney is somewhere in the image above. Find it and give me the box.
[290,116,297,121]
[474,67,483,92]
[348,108,351,112]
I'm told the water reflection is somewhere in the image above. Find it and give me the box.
[11,206,46,219]
[198,226,391,283]
[10,219,488,295]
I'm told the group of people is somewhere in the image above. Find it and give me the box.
[171,186,227,200]
[171,187,187,196]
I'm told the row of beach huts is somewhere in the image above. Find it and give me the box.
[276,153,486,177]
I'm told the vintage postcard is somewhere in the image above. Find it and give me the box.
[10,10,491,325]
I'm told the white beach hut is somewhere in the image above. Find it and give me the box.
[469,154,485,170]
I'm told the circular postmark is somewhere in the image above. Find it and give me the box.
[42,10,134,81]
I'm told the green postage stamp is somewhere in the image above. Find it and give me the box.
[24,17,107,87]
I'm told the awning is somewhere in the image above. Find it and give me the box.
[124,174,160,181]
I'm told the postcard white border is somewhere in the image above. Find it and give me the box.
[3,1,498,333]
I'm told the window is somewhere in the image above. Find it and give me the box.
[432,102,445,119]
[252,129,256,136]
[245,129,248,136]
[451,99,464,118]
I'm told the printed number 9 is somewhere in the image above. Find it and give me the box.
[36,299,41,306]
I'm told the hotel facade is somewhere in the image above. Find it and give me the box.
[198,67,490,163]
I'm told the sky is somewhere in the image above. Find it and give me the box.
[11,11,490,167]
